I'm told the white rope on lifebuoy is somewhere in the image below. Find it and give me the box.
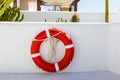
[44,38,59,63]
[44,29,60,63]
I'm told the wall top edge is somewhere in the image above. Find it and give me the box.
[0,22,108,25]
[20,11,120,14]
[20,11,106,13]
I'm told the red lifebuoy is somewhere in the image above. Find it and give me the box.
[31,28,74,72]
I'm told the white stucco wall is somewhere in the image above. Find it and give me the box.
[0,12,120,74]
[109,13,120,23]
[0,22,109,73]
[21,12,105,22]
[21,12,120,23]
[109,23,120,75]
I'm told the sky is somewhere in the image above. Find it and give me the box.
[77,0,119,12]
[109,0,120,12]
[77,0,105,12]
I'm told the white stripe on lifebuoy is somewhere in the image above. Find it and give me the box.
[31,53,40,58]
[65,44,74,49]
[65,34,70,39]
[55,63,60,72]
[46,29,50,38]
[33,39,42,42]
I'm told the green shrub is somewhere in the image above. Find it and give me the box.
[56,17,68,22]
[70,14,80,22]
[0,6,24,21]
[0,0,24,21]
[0,0,13,16]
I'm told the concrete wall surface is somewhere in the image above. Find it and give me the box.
[21,12,120,23]
[0,22,109,73]
[109,23,120,75]
[21,12,105,22]
[0,12,120,74]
